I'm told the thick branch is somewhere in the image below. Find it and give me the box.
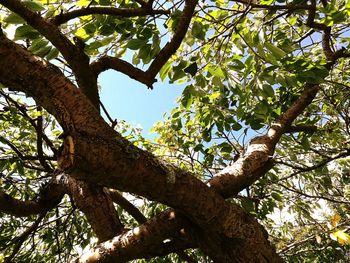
[285,124,318,133]
[146,0,198,80]
[90,56,155,87]
[0,28,280,263]
[209,84,320,198]
[0,177,64,217]
[0,0,100,109]
[0,189,45,216]
[91,0,198,88]
[77,209,193,263]
[268,84,320,144]
[107,190,147,224]
[50,6,169,25]
[63,176,125,242]
[107,190,196,262]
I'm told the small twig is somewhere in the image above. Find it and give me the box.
[36,106,53,172]
[278,183,350,204]
[107,189,147,224]
[99,101,117,128]
[284,124,318,133]
[0,90,57,155]
[50,6,169,25]
[277,150,350,182]
[4,212,47,263]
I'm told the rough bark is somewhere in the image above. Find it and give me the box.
[63,176,125,242]
[0,0,100,110]
[0,29,280,262]
[0,176,64,217]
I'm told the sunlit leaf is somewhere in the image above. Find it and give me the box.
[330,214,341,228]
[330,230,350,245]
[23,1,45,11]
[265,42,286,60]
[3,13,25,24]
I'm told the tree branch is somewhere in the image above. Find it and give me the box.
[277,150,350,182]
[63,176,125,242]
[0,0,100,109]
[278,183,350,205]
[285,124,318,134]
[91,0,198,88]
[107,189,147,224]
[76,209,193,263]
[90,56,155,87]
[107,190,196,262]
[269,84,320,144]
[50,6,169,25]
[0,28,281,263]
[4,212,47,263]
[234,0,313,11]
[0,90,58,156]
[0,176,64,217]
[304,0,350,63]
[146,0,198,81]
[208,84,320,198]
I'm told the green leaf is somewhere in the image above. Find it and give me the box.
[127,39,147,50]
[202,128,212,142]
[23,1,45,11]
[159,61,172,81]
[16,161,25,176]
[229,59,245,70]
[207,66,225,78]
[271,192,283,202]
[98,0,110,5]
[181,85,194,109]
[262,84,274,98]
[184,62,198,76]
[218,142,232,154]
[193,143,203,152]
[46,48,59,60]
[77,0,91,7]
[14,25,40,40]
[192,21,206,40]
[346,0,350,9]
[231,121,242,131]
[132,53,140,65]
[167,10,182,32]
[0,159,8,172]
[34,46,51,57]
[99,24,114,36]
[29,39,49,53]
[75,28,89,39]
[265,42,286,60]
[4,13,25,24]
[241,199,255,214]
[301,136,310,150]
[297,66,329,84]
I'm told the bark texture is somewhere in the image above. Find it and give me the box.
[0,29,281,262]
[0,0,346,261]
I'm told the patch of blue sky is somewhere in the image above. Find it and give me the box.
[99,70,185,139]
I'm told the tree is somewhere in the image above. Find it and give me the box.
[0,0,350,262]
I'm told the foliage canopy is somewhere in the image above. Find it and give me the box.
[0,0,350,262]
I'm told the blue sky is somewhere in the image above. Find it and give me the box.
[99,70,184,138]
